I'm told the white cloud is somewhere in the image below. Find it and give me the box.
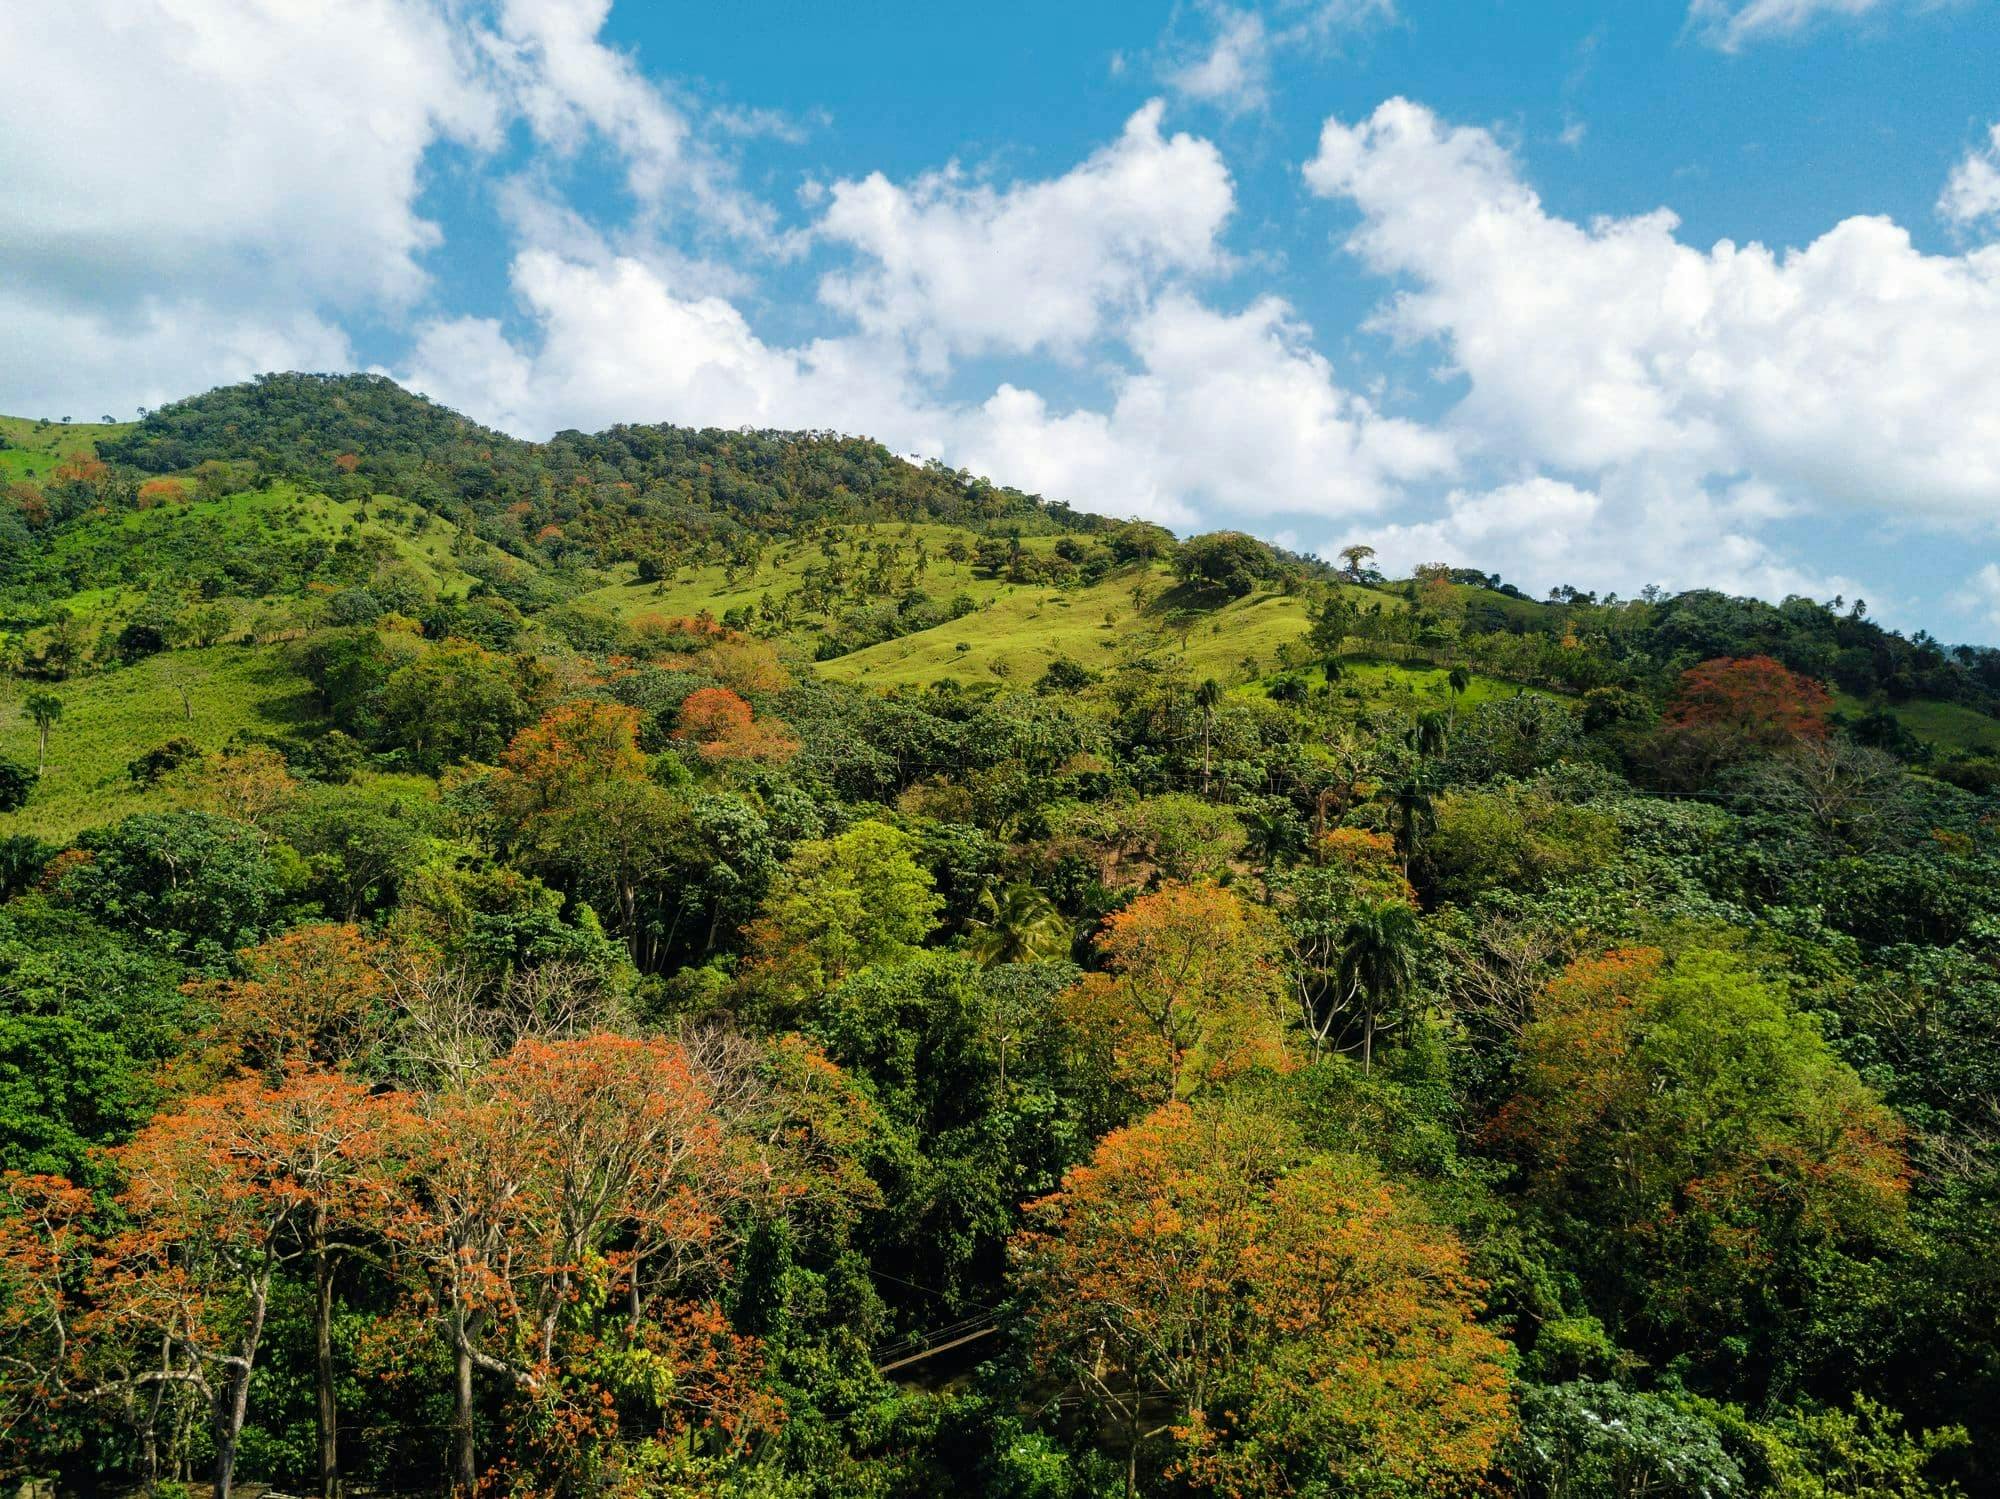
[1169,10,1274,114]
[0,0,497,312]
[815,102,1234,369]
[0,290,354,423]
[481,0,783,250]
[1305,98,2000,532]
[1344,472,1861,604]
[1165,1,1395,113]
[1941,124,2000,233]
[953,294,1455,526]
[1687,0,1892,50]
[402,251,914,440]
[0,0,781,417]
[0,0,494,414]
[1953,563,2000,634]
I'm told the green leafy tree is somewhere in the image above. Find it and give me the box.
[0,758,33,813]
[0,899,188,1183]
[1386,771,1437,869]
[1755,1395,1967,1499]
[1510,1380,1746,1499]
[748,821,943,995]
[1193,677,1223,795]
[1496,946,1908,1394]
[966,882,1072,966]
[56,811,293,969]
[1171,532,1277,599]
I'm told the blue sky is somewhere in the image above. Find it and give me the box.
[4,0,1999,641]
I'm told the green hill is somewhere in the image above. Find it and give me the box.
[1,371,1996,801]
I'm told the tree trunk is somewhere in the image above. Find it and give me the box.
[313,1219,339,1499]
[213,1279,270,1499]
[452,1322,477,1496]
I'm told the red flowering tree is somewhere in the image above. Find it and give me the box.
[674,686,797,764]
[1655,655,1834,786]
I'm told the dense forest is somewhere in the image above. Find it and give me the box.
[0,374,1997,1498]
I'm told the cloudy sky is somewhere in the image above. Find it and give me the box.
[5,0,1999,640]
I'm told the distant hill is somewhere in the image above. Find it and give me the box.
[98,372,1093,573]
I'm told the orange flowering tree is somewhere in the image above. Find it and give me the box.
[182,922,396,1082]
[492,700,647,817]
[0,1069,411,1498]
[1013,1101,1514,1497]
[390,1034,776,1495]
[477,701,698,967]
[674,686,797,764]
[1060,882,1290,1108]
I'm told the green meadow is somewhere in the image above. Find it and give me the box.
[0,645,323,839]
[0,414,133,483]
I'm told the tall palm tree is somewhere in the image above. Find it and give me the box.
[24,690,62,775]
[1242,802,1305,898]
[966,883,1073,967]
[1447,665,1471,702]
[1386,772,1436,871]
[1336,898,1422,1074]
[1409,709,1450,761]
[1194,677,1224,796]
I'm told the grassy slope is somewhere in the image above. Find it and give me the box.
[575,523,1060,624]
[1240,657,1567,710]
[814,560,1403,690]
[19,483,514,647]
[8,447,1984,845]
[0,415,135,483]
[1836,690,2000,754]
[0,645,324,839]
[50,481,502,593]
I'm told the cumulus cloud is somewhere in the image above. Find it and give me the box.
[481,0,784,250]
[1305,98,2000,531]
[0,0,498,314]
[1345,472,1861,604]
[0,290,355,424]
[0,0,776,416]
[0,0,498,413]
[1687,0,1893,51]
[402,250,919,441]
[1169,10,1275,113]
[953,294,1455,526]
[1941,124,2000,233]
[816,102,1234,369]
